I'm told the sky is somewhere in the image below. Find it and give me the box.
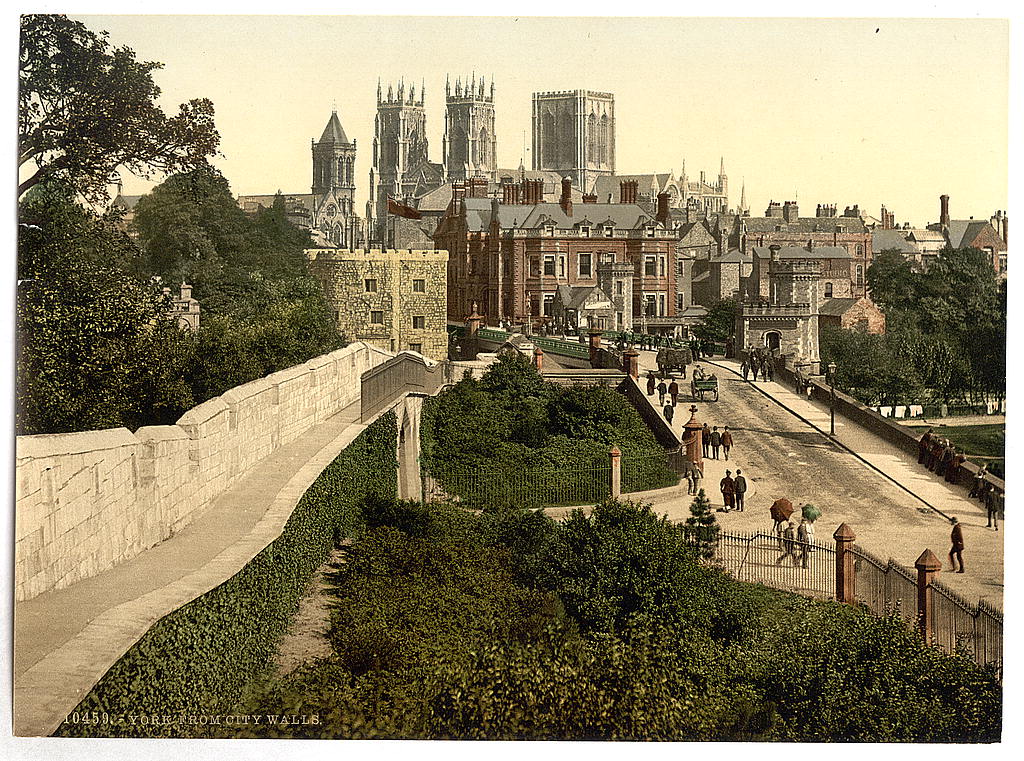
[69,13,1010,229]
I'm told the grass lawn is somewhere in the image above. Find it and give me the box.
[909,423,1004,477]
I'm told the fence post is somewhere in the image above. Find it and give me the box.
[915,549,941,643]
[833,523,856,603]
[622,347,640,378]
[609,446,621,499]
[533,346,544,371]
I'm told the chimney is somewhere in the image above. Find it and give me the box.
[619,180,638,204]
[766,201,783,218]
[940,194,950,228]
[782,201,799,223]
[1003,212,1008,244]
[582,193,597,203]
[502,183,515,204]
[656,192,670,225]
[180,282,192,301]
[452,181,465,205]
[560,176,573,216]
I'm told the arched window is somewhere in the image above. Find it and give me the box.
[824,282,833,298]
[855,264,864,286]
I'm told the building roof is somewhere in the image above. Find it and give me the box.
[750,245,851,260]
[742,215,867,234]
[717,248,751,263]
[870,229,918,254]
[945,219,993,249]
[416,183,454,213]
[906,228,945,243]
[818,297,861,316]
[461,197,656,233]
[112,194,143,210]
[555,285,609,310]
[318,111,350,144]
[591,173,677,201]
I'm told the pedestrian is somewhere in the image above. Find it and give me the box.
[646,372,656,397]
[657,379,668,406]
[776,520,799,566]
[750,359,759,382]
[797,517,811,568]
[664,402,674,424]
[669,377,680,407]
[918,428,933,465]
[983,485,999,532]
[948,517,965,573]
[937,441,954,479]
[733,468,747,511]
[741,360,749,381]
[692,462,703,495]
[710,426,722,459]
[720,469,736,511]
[969,464,989,499]
[927,437,943,471]
[685,461,697,495]
[948,449,967,485]
[764,360,774,382]
[702,423,711,459]
[721,426,734,460]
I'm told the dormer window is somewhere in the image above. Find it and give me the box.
[646,227,656,239]
[545,225,555,237]
[605,226,614,237]
[580,226,591,237]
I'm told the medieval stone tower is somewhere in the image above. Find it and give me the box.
[532,90,615,192]
[368,79,430,233]
[311,110,360,247]
[443,74,497,182]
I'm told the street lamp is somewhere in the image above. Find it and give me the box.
[827,361,837,436]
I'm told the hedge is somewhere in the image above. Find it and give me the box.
[54,410,398,738]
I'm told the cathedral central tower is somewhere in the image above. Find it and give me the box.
[443,74,497,182]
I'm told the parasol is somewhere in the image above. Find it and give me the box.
[802,503,822,522]
[770,498,794,522]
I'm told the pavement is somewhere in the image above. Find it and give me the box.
[564,350,1002,610]
[13,402,367,737]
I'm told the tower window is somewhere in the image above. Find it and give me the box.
[413,278,426,293]
[365,278,378,292]
[370,311,384,324]
[412,315,426,329]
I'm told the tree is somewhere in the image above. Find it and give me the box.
[684,489,719,559]
[19,14,219,202]
[694,298,737,343]
[866,249,917,312]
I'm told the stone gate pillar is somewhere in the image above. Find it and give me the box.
[915,549,942,643]
[609,446,621,499]
[622,347,639,378]
[533,346,544,371]
[588,330,603,365]
[682,405,703,474]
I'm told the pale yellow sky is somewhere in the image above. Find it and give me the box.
[72,14,1009,227]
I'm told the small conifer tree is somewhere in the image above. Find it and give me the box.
[684,488,719,559]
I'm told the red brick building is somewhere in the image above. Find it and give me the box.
[735,201,873,296]
[434,178,684,330]
[929,195,1008,277]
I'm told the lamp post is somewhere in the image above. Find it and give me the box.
[827,361,837,436]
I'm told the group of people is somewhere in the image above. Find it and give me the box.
[774,515,817,568]
[919,428,1002,530]
[717,468,747,511]
[698,421,734,460]
[740,347,775,383]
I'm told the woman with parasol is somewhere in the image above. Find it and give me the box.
[770,498,793,548]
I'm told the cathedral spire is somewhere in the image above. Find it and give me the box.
[377,78,381,103]
[740,178,747,213]
[720,156,725,177]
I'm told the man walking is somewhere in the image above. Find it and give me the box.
[710,426,722,459]
[948,517,965,573]
[702,423,711,459]
[741,359,749,381]
[733,469,747,511]
[669,377,680,407]
[918,428,933,465]
[720,469,736,511]
[969,464,989,499]
[657,378,667,406]
[663,402,674,425]
[646,371,656,397]
[776,520,799,566]
[764,359,774,382]
[721,426,734,460]
[985,485,999,531]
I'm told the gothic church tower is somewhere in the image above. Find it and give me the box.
[443,74,497,182]
[311,109,360,247]
[368,79,429,238]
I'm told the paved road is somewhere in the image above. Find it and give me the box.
[633,352,1003,609]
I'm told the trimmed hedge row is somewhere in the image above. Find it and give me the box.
[55,411,398,738]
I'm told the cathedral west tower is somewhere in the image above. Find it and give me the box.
[443,74,497,182]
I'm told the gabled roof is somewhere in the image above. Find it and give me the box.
[112,194,143,210]
[870,229,918,254]
[717,249,751,263]
[818,297,860,316]
[416,183,454,212]
[742,215,867,234]
[460,198,655,233]
[318,111,350,144]
[555,284,609,310]
[945,219,999,249]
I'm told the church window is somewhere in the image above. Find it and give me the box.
[365,278,378,292]
[413,278,426,293]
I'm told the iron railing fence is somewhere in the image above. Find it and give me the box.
[710,531,836,601]
[850,545,919,627]
[930,580,1003,674]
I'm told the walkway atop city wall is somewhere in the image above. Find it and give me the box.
[14,402,367,737]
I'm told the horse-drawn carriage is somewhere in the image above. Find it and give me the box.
[657,347,692,376]
[690,366,719,401]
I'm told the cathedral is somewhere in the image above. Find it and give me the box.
[310,110,362,247]
[443,74,497,182]
[532,90,615,193]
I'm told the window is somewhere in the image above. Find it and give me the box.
[645,256,657,276]
[580,226,591,237]
[409,343,423,353]
[544,256,556,276]
[543,293,554,316]
[855,265,864,286]
[412,279,425,293]
[605,227,615,238]
[558,256,566,278]
[658,294,666,316]
[370,311,384,324]
[646,227,656,238]
[531,258,540,277]
[856,245,864,255]
[601,252,615,263]
[824,282,833,298]
[545,225,555,237]
[644,294,657,317]
[616,280,624,296]
[412,315,426,329]
[659,256,666,277]
[676,293,686,311]
[364,278,378,293]
[579,253,592,278]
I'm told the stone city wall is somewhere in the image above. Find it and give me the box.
[14,342,392,602]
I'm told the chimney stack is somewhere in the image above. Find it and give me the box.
[560,176,573,216]
[782,201,799,223]
[766,201,783,218]
[940,194,950,229]
[619,180,638,204]
[582,193,597,204]
[656,192,670,225]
